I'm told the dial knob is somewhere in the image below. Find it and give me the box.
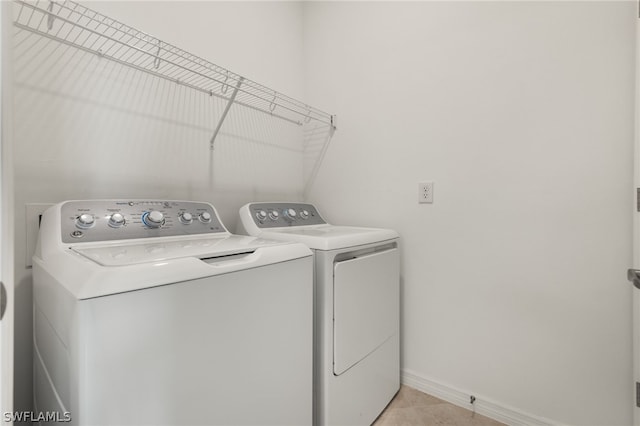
[269,210,280,221]
[199,211,212,223]
[256,210,268,221]
[284,208,297,220]
[180,212,193,224]
[143,210,164,228]
[108,213,125,228]
[76,213,95,229]
[300,210,310,219]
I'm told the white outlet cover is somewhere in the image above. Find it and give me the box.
[25,203,54,268]
[418,182,434,204]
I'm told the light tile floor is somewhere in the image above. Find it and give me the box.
[373,385,506,426]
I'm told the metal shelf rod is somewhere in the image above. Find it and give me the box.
[44,0,326,119]
[13,23,307,126]
[14,0,336,139]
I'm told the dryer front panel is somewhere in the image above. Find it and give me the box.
[333,247,399,376]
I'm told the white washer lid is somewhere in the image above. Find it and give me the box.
[257,225,398,251]
[72,235,281,266]
[37,236,312,300]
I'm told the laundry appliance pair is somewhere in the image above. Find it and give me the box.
[33,199,399,426]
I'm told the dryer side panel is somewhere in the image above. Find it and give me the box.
[333,248,399,376]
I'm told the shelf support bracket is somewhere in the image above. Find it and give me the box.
[210,77,244,150]
[47,1,55,30]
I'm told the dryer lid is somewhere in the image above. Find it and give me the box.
[258,225,398,251]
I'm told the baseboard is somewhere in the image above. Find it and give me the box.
[401,369,565,426]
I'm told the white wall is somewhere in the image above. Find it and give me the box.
[10,1,637,424]
[1,0,15,421]
[12,0,308,415]
[303,2,635,425]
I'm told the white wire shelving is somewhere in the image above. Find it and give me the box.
[13,0,336,148]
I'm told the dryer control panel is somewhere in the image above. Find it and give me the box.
[60,200,227,243]
[247,202,326,228]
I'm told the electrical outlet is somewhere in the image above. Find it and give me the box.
[418,182,434,204]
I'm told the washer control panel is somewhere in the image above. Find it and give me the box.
[61,200,226,243]
[248,203,326,228]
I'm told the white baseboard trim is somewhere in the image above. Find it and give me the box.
[401,369,565,426]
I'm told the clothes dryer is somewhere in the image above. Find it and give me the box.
[33,200,313,426]
[238,202,399,426]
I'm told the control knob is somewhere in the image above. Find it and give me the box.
[180,212,193,224]
[268,210,280,221]
[199,211,212,223]
[284,208,297,220]
[142,210,164,228]
[300,210,310,220]
[108,213,125,228]
[256,210,268,221]
[76,213,95,229]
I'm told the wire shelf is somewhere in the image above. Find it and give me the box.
[13,0,336,146]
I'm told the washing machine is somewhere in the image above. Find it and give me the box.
[33,199,313,426]
[237,202,400,426]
